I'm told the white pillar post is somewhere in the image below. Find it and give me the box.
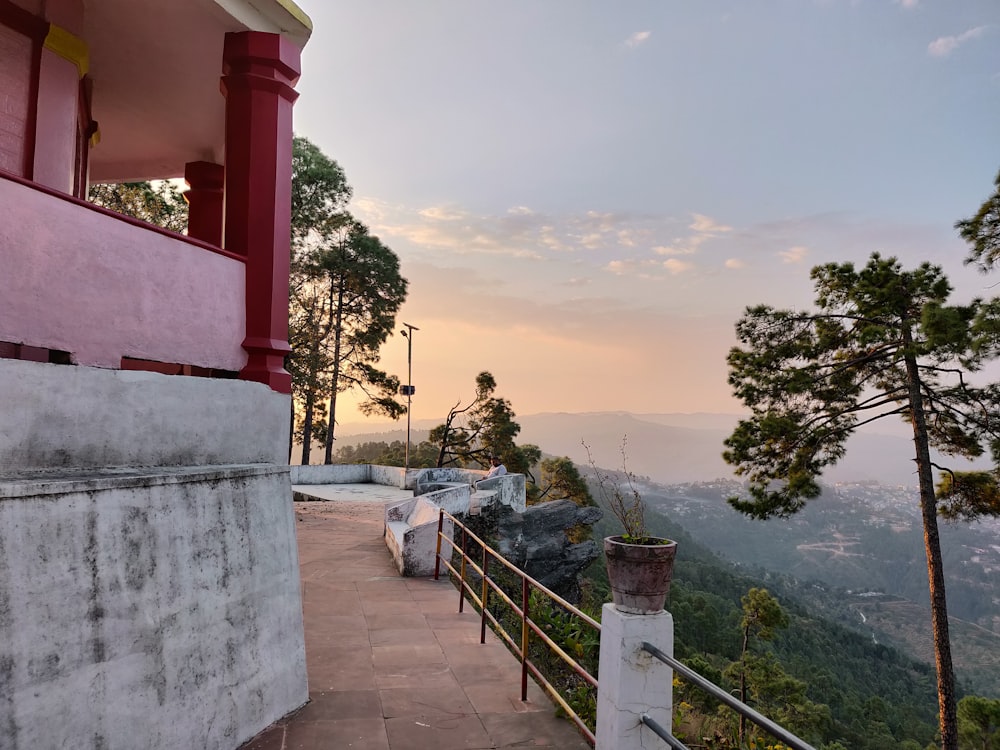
[595,603,674,750]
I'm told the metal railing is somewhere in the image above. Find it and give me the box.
[433,508,818,750]
[433,508,600,745]
[641,641,818,750]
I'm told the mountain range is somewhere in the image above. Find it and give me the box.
[337,410,987,486]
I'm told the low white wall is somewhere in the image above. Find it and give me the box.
[0,466,307,749]
[290,463,371,485]
[0,359,289,472]
[477,473,527,513]
[288,463,405,487]
[370,464,406,487]
[413,467,482,494]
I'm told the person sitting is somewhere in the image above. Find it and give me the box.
[485,455,507,478]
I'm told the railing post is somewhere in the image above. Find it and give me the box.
[433,509,444,580]
[521,577,530,702]
[458,526,467,613]
[595,603,673,750]
[480,549,489,645]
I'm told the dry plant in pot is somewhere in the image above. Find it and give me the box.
[585,436,677,614]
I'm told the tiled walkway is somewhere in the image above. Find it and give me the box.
[241,497,591,750]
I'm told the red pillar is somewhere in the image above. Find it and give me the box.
[184,161,224,246]
[221,31,300,394]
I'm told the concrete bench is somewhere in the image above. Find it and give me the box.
[385,495,455,576]
[383,471,525,576]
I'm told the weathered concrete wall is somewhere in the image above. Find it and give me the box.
[476,473,527,513]
[370,464,405,487]
[0,360,306,749]
[0,465,307,749]
[290,463,372,485]
[0,359,289,472]
[384,496,455,576]
[412,467,482,494]
[288,463,405,487]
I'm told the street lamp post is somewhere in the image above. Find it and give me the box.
[400,322,419,471]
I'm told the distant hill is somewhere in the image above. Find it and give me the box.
[332,410,989,486]
[516,411,927,486]
[646,478,1000,696]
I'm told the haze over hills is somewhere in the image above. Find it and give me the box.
[332,410,1000,695]
[335,410,976,486]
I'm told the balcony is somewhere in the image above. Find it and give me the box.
[0,174,246,373]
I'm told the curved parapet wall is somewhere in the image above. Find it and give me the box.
[0,359,288,472]
[0,359,305,748]
[0,465,307,749]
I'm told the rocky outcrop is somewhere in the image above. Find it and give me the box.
[497,499,603,603]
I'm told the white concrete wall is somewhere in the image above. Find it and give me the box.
[0,466,307,749]
[0,360,306,749]
[595,604,673,750]
[0,177,247,370]
[288,463,405,487]
[290,463,372,485]
[0,359,289,471]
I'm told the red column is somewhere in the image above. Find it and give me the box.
[184,161,224,246]
[221,31,300,394]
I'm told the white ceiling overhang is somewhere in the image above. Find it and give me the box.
[84,0,311,183]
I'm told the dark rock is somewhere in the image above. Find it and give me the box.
[496,499,603,603]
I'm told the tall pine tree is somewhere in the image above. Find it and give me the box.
[723,253,1000,750]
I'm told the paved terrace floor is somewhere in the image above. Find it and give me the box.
[240,485,591,750]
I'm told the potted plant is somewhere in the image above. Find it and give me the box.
[586,437,677,614]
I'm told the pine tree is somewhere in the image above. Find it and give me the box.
[723,253,1000,750]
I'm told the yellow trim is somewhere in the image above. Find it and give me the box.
[275,0,312,33]
[89,127,101,148]
[44,24,89,78]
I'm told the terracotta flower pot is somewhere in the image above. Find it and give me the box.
[604,535,678,614]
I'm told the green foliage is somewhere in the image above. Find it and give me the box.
[741,588,789,642]
[724,252,1000,750]
[537,456,594,507]
[725,254,1000,520]
[429,371,537,479]
[287,138,407,463]
[957,695,1000,750]
[88,180,189,233]
[582,497,941,750]
[936,470,1000,521]
[331,439,439,468]
[957,169,1000,274]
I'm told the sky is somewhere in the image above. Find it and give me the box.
[291,1,1000,428]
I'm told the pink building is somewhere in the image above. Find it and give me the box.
[0,1,313,746]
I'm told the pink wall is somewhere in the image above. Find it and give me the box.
[0,176,248,371]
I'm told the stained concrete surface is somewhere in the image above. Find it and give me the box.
[241,496,591,750]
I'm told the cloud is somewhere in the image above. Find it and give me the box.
[625,31,651,48]
[690,214,732,233]
[928,26,987,58]
[725,258,746,269]
[663,258,695,275]
[895,0,918,8]
[779,246,809,264]
[419,205,467,221]
[605,259,634,275]
[352,198,746,282]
